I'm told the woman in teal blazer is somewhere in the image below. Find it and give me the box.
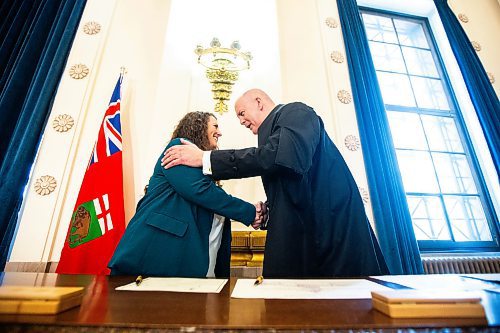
[108,112,259,277]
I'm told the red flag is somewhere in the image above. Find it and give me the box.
[57,75,125,275]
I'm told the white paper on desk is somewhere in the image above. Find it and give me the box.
[115,277,228,293]
[462,273,500,282]
[460,274,500,293]
[371,274,495,292]
[231,279,390,299]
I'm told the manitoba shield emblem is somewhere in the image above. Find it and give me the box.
[67,194,112,248]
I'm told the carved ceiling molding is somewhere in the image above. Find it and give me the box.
[471,41,481,52]
[337,90,352,104]
[69,64,89,79]
[34,175,57,196]
[52,114,74,132]
[358,186,369,205]
[325,17,338,29]
[487,72,495,84]
[83,21,101,35]
[344,135,360,151]
[458,13,469,23]
[330,51,344,63]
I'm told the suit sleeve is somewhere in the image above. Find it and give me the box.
[211,104,320,180]
[210,130,281,180]
[160,142,256,226]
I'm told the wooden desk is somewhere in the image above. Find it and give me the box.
[0,272,498,331]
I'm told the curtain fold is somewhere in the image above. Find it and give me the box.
[336,0,424,274]
[0,0,87,270]
[0,0,41,161]
[434,0,500,179]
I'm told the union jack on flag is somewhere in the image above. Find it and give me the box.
[89,79,123,167]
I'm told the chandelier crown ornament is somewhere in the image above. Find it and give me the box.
[210,37,221,48]
[196,38,252,72]
[195,38,252,114]
[230,40,241,50]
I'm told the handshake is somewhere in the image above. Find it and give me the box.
[251,201,269,230]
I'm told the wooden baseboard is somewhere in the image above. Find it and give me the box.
[4,262,58,273]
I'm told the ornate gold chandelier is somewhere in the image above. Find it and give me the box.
[195,38,252,115]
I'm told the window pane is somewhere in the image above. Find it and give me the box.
[421,115,464,153]
[401,47,438,77]
[408,196,450,240]
[444,196,491,241]
[394,19,429,48]
[377,71,416,106]
[432,152,478,194]
[361,9,496,250]
[410,76,450,110]
[362,14,398,43]
[369,41,406,73]
[387,112,428,150]
[396,150,440,193]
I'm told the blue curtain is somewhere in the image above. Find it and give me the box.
[434,0,500,179]
[336,0,424,274]
[0,0,87,270]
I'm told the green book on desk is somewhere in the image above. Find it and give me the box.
[0,286,84,315]
[371,289,486,318]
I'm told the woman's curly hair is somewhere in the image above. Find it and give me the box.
[171,111,216,150]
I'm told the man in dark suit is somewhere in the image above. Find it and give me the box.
[162,89,389,278]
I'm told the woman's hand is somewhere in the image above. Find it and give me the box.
[251,201,268,230]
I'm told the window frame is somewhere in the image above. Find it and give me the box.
[358,6,500,253]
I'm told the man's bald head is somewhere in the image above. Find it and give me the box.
[236,88,272,105]
[234,89,276,135]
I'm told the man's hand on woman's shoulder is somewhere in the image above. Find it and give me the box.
[162,138,204,169]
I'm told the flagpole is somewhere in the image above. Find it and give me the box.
[119,66,127,83]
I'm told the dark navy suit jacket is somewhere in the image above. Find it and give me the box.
[209,103,389,278]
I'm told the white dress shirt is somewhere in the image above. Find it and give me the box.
[206,213,225,277]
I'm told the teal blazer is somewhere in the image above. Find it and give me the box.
[108,138,255,277]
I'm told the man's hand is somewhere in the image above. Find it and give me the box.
[251,202,262,229]
[251,201,267,230]
[161,139,204,169]
[258,201,269,229]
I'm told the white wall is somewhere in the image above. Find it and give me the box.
[9,0,282,265]
[150,0,282,231]
[9,0,173,264]
[276,0,374,221]
[7,0,499,268]
[449,0,500,97]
